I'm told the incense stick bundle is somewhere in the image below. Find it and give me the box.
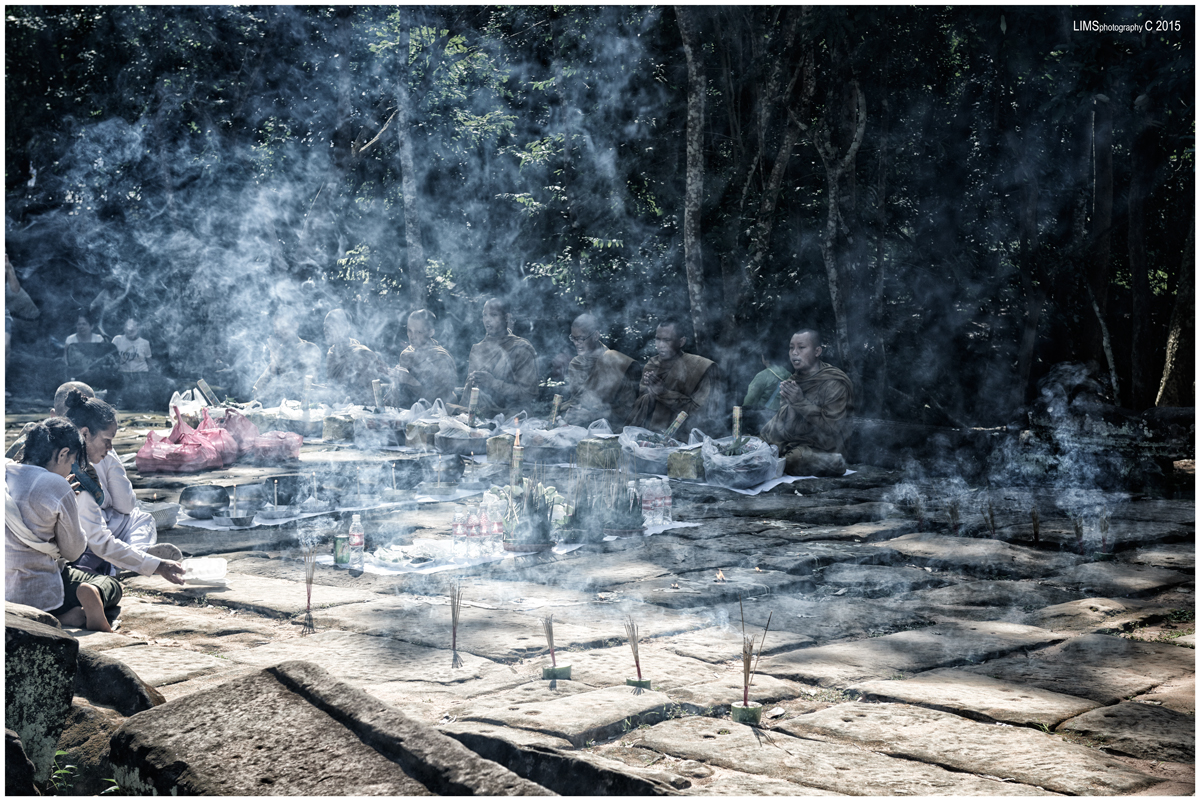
[624,616,642,681]
[1031,507,1040,544]
[542,614,556,667]
[301,543,317,636]
[450,582,464,668]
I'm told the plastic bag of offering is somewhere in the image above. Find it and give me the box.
[221,408,261,451]
[167,389,215,429]
[525,424,590,449]
[354,406,408,449]
[135,407,224,474]
[196,407,240,466]
[697,430,783,489]
[618,426,682,475]
[276,398,331,421]
[245,431,303,464]
[435,407,492,455]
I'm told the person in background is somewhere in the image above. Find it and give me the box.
[560,312,640,428]
[759,329,854,477]
[5,253,41,328]
[252,312,323,407]
[61,390,186,582]
[459,297,539,418]
[627,318,722,437]
[322,308,390,406]
[387,309,458,407]
[111,317,153,374]
[63,311,119,394]
[743,342,793,431]
[5,417,120,631]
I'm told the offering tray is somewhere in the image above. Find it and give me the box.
[415,481,458,497]
[256,505,295,521]
[434,432,490,456]
[340,495,381,508]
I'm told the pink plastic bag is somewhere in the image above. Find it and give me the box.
[196,407,239,466]
[221,408,260,451]
[245,431,303,464]
[135,408,223,473]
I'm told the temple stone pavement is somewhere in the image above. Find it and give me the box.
[6,408,1192,796]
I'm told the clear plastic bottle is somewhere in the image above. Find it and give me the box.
[348,514,365,574]
[451,511,466,558]
[658,478,673,524]
[466,509,481,558]
[640,479,658,526]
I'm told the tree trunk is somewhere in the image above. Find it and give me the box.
[1156,219,1194,407]
[1127,98,1160,408]
[676,6,710,350]
[395,55,426,311]
[1088,95,1113,361]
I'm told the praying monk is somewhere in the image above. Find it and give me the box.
[322,308,390,406]
[252,313,323,407]
[460,298,539,417]
[760,329,853,477]
[387,309,458,406]
[627,319,722,436]
[560,313,640,427]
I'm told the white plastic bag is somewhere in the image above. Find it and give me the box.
[699,433,783,489]
[618,426,682,474]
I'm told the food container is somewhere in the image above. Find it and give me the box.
[181,557,228,585]
[667,448,705,481]
[212,512,256,528]
[730,701,763,725]
[434,431,490,456]
[576,437,621,469]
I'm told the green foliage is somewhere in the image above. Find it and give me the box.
[48,750,77,795]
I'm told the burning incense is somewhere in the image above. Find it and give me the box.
[549,394,562,426]
[624,616,642,681]
[542,614,557,668]
[450,582,465,668]
[301,543,317,635]
[391,463,396,490]
[732,406,742,440]
[1031,507,1040,544]
[739,598,771,708]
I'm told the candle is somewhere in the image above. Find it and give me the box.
[372,379,383,409]
[391,463,396,490]
[274,480,279,507]
[732,406,742,440]
[511,429,524,490]
[550,394,562,426]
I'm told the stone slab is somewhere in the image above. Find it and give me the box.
[963,633,1196,705]
[850,667,1101,727]
[688,534,790,554]
[712,595,936,643]
[459,685,678,747]
[1125,543,1195,572]
[641,539,754,573]
[439,720,573,751]
[1056,701,1195,763]
[1111,499,1197,526]
[994,517,1191,550]
[122,571,382,617]
[872,533,1080,579]
[609,568,813,609]
[310,597,603,659]
[1132,674,1195,715]
[652,517,777,540]
[507,643,717,692]
[225,629,495,684]
[678,767,841,795]
[755,541,905,575]
[637,715,1053,796]
[540,601,710,641]
[816,563,950,597]
[73,630,148,652]
[1022,597,1149,634]
[762,621,1065,688]
[362,664,537,720]
[779,702,1159,795]
[757,518,920,543]
[894,580,1083,625]
[668,674,812,713]
[1173,633,1195,648]
[511,553,675,592]
[654,626,815,663]
[108,660,547,796]
[101,645,228,687]
[1045,562,1192,598]
[115,597,283,651]
[155,665,261,704]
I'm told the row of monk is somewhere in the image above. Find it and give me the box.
[254,299,853,477]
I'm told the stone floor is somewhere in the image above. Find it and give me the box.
[7,405,1196,795]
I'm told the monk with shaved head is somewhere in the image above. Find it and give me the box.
[560,313,640,427]
[459,298,539,417]
[387,309,458,406]
[323,308,390,406]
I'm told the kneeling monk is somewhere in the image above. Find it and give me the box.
[760,329,853,477]
[460,298,539,418]
[561,313,640,427]
[627,318,721,437]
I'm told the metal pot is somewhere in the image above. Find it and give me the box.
[179,485,229,519]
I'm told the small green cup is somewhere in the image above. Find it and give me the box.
[542,665,572,680]
[626,678,652,690]
[730,701,763,725]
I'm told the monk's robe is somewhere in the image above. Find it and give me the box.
[252,336,323,407]
[387,341,458,407]
[759,361,853,477]
[561,348,641,427]
[325,339,390,406]
[627,352,721,435]
[464,332,539,417]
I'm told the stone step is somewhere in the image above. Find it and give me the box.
[778,702,1162,795]
[713,595,936,643]
[761,621,1065,688]
[637,715,1054,796]
[1043,562,1192,598]
[1056,701,1195,763]
[871,533,1081,579]
[123,571,382,618]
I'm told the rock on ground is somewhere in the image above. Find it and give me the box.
[5,728,38,796]
[5,613,79,784]
[74,649,165,716]
[1056,701,1196,763]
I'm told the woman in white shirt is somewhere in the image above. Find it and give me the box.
[5,418,120,630]
[61,390,186,589]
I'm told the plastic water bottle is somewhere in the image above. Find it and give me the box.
[348,514,365,575]
[640,479,658,526]
[658,478,673,524]
[451,512,466,558]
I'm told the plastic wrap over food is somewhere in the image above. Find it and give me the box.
[276,398,331,421]
[618,426,682,473]
[698,432,783,489]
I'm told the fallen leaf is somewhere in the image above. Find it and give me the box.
[767,706,786,718]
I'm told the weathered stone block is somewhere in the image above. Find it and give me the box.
[406,420,440,448]
[5,602,61,629]
[74,649,165,716]
[1056,701,1195,763]
[5,613,79,784]
[108,660,550,795]
[668,449,705,481]
[6,728,38,796]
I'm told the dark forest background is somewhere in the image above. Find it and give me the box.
[5,6,1194,425]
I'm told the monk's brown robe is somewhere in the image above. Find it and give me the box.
[759,361,853,477]
[561,348,640,427]
[253,336,323,407]
[325,339,390,406]
[387,341,458,407]
[627,352,721,435]
[463,332,539,417]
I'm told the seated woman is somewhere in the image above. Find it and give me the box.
[5,418,120,630]
[61,389,186,583]
[64,311,120,395]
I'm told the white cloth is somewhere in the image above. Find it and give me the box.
[74,451,159,574]
[64,333,106,346]
[4,463,88,611]
[111,335,151,373]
